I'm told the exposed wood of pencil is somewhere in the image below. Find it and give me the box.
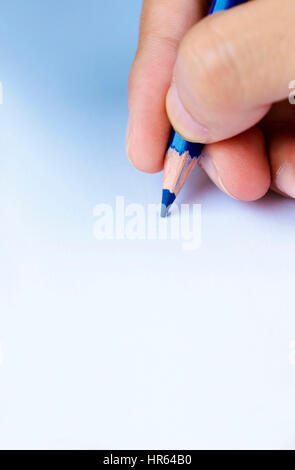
[162,148,197,196]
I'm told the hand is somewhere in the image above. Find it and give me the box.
[126,0,295,201]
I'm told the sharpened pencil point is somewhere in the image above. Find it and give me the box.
[161,189,176,217]
[160,205,169,218]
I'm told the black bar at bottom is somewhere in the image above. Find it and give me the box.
[0,450,293,466]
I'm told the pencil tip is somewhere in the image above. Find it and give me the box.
[161,189,176,218]
[160,205,169,218]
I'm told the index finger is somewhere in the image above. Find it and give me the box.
[126,0,208,173]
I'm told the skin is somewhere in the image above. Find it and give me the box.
[126,0,295,201]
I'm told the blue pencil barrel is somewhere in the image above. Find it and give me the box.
[209,0,247,14]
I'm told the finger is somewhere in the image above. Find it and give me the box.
[126,0,208,173]
[166,0,295,144]
[199,126,270,201]
[259,100,295,198]
[268,127,295,199]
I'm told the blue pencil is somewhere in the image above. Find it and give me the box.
[161,0,248,217]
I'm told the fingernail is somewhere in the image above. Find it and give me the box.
[126,118,133,164]
[166,82,209,143]
[275,162,295,198]
[199,153,236,199]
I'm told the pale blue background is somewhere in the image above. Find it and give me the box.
[1,0,295,450]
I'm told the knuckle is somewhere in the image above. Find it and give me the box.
[138,30,179,55]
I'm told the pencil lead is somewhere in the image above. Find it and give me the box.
[161,189,176,217]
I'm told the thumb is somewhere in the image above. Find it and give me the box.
[166,0,295,143]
